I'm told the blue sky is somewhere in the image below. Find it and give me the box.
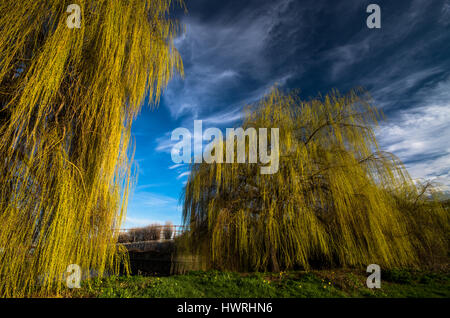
[124,0,450,229]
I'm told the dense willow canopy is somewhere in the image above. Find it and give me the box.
[0,0,183,297]
[182,88,448,272]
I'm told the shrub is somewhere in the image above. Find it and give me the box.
[383,269,414,284]
[118,232,132,244]
[128,224,161,242]
[144,224,162,241]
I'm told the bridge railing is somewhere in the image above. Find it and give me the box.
[117,225,188,242]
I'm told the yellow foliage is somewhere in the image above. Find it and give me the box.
[0,0,183,297]
[182,88,449,271]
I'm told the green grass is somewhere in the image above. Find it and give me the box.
[66,268,449,298]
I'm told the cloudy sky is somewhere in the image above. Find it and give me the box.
[125,0,450,228]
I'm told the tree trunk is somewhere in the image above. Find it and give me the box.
[270,243,280,272]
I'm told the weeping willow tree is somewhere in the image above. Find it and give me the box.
[182,88,449,272]
[0,0,184,297]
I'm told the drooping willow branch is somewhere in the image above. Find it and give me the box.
[181,88,448,272]
[0,0,184,297]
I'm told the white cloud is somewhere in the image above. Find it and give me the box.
[126,191,183,228]
[163,1,297,121]
[155,131,176,154]
[124,217,158,229]
[377,103,450,190]
[440,0,450,25]
[169,163,185,170]
[370,67,442,101]
[135,183,166,191]
[177,171,191,180]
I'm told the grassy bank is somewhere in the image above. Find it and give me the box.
[67,268,449,298]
